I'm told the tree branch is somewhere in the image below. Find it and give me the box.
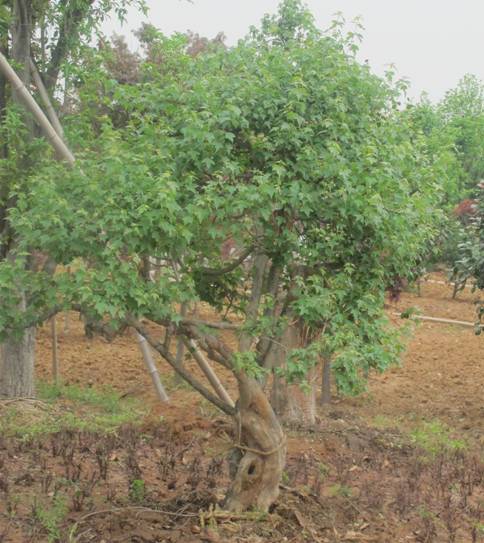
[183,337,235,407]
[131,320,236,416]
[197,245,254,277]
[238,253,269,352]
[182,318,240,330]
[44,0,95,91]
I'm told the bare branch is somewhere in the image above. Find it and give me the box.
[182,318,240,330]
[239,253,269,352]
[197,245,254,277]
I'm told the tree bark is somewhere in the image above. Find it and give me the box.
[224,376,286,512]
[0,34,7,160]
[0,293,35,398]
[0,1,36,399]
[268,321,317,426]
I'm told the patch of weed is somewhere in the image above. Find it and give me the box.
[129,479,146,503]
[410,420,467,456]
[329,484,353,498]
[32,493,68,543]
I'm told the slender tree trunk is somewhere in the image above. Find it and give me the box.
[0,34,7,161]
[0,0,36,399]
[0,293,35,398]
[173,302,187,384]
[225,376,286,512]
[0,33,8,255]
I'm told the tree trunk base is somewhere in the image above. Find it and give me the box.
[0,326,36,398]
[224,378,286,513]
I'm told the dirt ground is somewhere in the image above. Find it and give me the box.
[34,272,484,443]
[0,273,482,542]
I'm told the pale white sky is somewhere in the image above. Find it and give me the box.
[105,0,484,102]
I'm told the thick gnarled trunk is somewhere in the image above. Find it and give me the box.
[225,377,286,512]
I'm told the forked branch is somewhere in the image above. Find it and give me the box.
[131,320,236,416]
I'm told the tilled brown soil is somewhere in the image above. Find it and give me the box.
[0,273,482,542]
[0,410,482,542]
[351,273,484,444]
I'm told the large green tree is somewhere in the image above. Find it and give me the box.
[2,0,442,509]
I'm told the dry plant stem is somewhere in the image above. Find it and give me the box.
[184,338,235,407]
[75,506,199,524]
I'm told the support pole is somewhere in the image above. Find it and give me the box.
[0,51,74,164]
[320,356,331,406]
[135,331,169,402]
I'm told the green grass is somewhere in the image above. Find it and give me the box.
[37,381,125,413]
[370,414,468,457]
[0,381,146,440]
[129,479,146,503]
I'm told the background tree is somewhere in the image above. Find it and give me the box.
[401,76,484,279]
[452,182,483,327]
[0,0,145,398]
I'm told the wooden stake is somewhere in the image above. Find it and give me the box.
[63,312,70,334]
[51,317,59,384]
[135,331,169,402]
[320,356,331,406]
